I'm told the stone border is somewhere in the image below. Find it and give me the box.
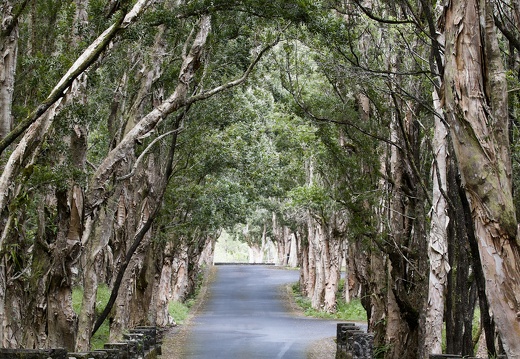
[336,322,374,359]
[0,326,161,359]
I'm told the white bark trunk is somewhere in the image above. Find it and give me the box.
[259,224,267,263]
[198,237,215,267]
[310,218,325,309]
[288,233,299,267]
[343,245,350,303]
[156,254,176,327]
[424,91,450,354]
[248,244,262,263]
[0,3,18,140]
[323,230,341,312]
[172,245,189,302]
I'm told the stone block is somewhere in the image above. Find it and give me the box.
[104,343,129,359]
[0,348,67,359]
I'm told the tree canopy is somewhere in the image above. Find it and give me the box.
[1,0,520,357]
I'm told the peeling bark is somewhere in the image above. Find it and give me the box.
[424,90,450,355]
[85,15,211,217]
[0,1,18,140]
[442,0,520,355]
[155,246,176,327]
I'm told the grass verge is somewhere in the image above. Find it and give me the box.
[291,280,367,322]
[72,284,111,350]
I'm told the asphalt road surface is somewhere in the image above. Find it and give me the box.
[180,265,341,359]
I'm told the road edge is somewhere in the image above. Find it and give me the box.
[159,265,218,358]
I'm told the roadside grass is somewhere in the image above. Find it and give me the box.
[168,266,210,325]
[72,284,111,350]
[72,267,210,350]
[168,300,192,325]
[291,280,367,322]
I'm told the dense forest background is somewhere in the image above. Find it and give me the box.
[1,0,520,358]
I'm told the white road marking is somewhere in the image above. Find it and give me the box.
[276,341,293,358]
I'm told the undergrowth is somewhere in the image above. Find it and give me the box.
[168,266,208,324]
[291,279,367,322]
[72,284,111,350]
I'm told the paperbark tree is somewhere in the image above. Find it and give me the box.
[424,93,450,355]
[442,0,520,355]
[0,0,23,140]
[0,0,23,345]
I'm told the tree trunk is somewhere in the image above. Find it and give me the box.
[424,90,450,355]
[309,216,329,310]
[323,214,343,313]
[306,220,316,300]
[299,234,310,297]
[110,232,155,340]
[155,244,176,327]
[288,232,299,267]
[75,197,119,351]
[249,244,262,263]
[0,1,18,140]
[172,244,189,303]
[442,0,520,355]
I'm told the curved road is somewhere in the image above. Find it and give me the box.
[179,265,341,359]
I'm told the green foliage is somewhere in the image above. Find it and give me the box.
[179,0,317,24]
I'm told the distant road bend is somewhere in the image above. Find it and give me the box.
[161,265,346,358]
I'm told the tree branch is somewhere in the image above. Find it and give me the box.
[0,0,31,39]
[494,14,520,53]
[351,0,415,25]
[116,127,184,181]
[186,38,280,105]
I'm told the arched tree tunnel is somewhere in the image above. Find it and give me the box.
[1,1,520,358]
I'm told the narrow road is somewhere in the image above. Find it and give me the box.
[163,265,341,358]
